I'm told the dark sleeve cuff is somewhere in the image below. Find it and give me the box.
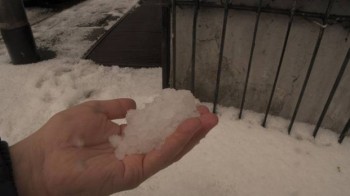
[0,138,18,196]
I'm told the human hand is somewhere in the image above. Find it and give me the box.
[10,98,218,196]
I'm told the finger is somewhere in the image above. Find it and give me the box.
[142,117,202,178]
[199,112,218,134]
[197,105,210,115]
[173,112,218,162]
[80,121,122,147]
[87,98,136,120]
[105,120,123,137]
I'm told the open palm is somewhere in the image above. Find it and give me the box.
[10,98,218,196]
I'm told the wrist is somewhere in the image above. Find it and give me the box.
[10,138,46,196]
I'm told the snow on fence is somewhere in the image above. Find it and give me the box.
[162,0,350,143]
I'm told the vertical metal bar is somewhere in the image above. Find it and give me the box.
[313,48,350,137]
[339,119,350,144]
[238,0,263,119]
[162,0,171,89]
[191,0,200,93]
[288,0,335,134]
[213,0,230,113]
[172,0,177,89]
[262,0,296,127]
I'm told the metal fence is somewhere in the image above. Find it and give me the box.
[163,0,350,143]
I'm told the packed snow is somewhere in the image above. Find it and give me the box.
[109,89,199,159]
[0,0,349,196]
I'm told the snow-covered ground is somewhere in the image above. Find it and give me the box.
[0,0,349,196]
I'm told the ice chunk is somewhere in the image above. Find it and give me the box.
[109,89,199,159]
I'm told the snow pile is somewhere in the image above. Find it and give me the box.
[0,58,162,144]
[109,89,199,159]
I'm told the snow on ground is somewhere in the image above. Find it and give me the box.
[0,0,349,196]
[118,106,350,196]
[0,0,139,62]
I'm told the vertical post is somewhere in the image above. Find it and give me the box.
[190,0,199,93]
[213,0,230,113]
[171,0,177,89]
[239,0,263,119]
[262,0,296,127]
[0,0,40,64]
[162,0,171,89]
[313,48,349,137]
[288,0,335,135]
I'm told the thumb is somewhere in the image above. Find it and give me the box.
[142,117,202,178]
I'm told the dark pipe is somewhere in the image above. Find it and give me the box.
[161,0,171,89]
[0,0,40,64]
[171,0,177,89]
[190,0,199,93]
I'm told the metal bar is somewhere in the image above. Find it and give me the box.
[172,0,177,89]
[190,0,200,93]
[175,1,350,22]
[162,0,171,89]
[288,0,335,134]
[213,0,230,113]
[313,48,350,137]
[239,0,262,119]
[262,0,296,127]
[338,119,350,144]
